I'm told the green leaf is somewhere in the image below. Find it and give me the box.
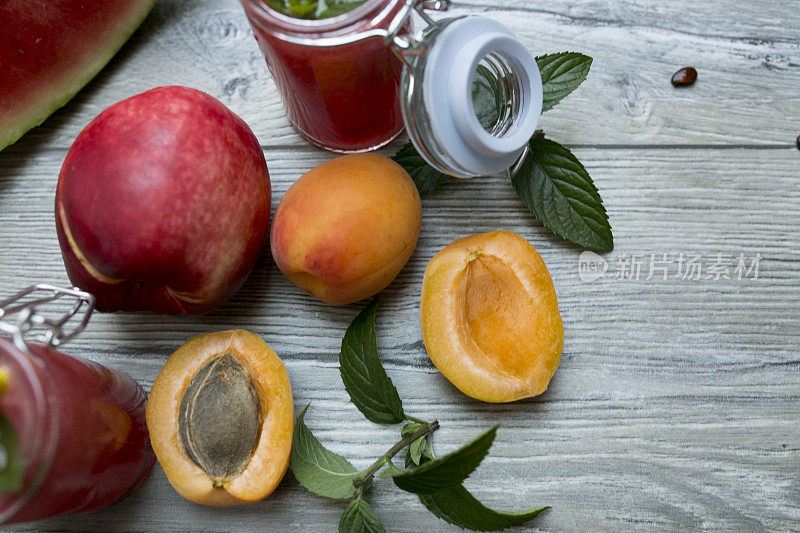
[391,142,452,195]
[290,404,362,499]
[405,440,435,469]
[536,52,593,112]
[339,299,405,424]
[408,436,426,467]
[339,498,385,533]
[318,0,369,18]
[472,64,502,132]
[265,0,368,19]
[402,422,430,468]
[392,424,498,494]
[0,409,23,492]
[407,435,549,530]
[400,421,423,438]
[511,137,613,252]
[419,485,549,531]
[265,0,317,18]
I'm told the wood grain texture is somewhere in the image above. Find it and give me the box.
[2,144,800,531]
[1,0,800,531]
[4,0,799,152]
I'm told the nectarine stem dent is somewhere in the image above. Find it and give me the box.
[178,353,261,484]
[421,231,564,403]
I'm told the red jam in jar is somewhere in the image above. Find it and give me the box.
[241,1,545,179]
[0,338,154,525]
[241,0,410,153]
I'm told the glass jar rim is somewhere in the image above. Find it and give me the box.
[0,339,58,524]
[240,0,399,35]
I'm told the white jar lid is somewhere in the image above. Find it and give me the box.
[409,16,543,177]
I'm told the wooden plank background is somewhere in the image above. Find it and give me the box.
[2,0,799,531]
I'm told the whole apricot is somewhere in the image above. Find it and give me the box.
[271,154,421,304]
[421,231,563,402]
[146,330,293,505]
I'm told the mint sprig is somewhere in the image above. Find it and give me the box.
[392,50,613,252]
[290,301,546,531]
[339,299,405,424]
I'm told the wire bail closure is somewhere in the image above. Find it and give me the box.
[387,0,450,65]
[0,284,95,353]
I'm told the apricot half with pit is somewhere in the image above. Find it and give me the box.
[271,153,422,305]
[146,330,293,505]
[421,231,563,403]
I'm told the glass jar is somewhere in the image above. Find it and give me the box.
[241,0,542,178]
[0,285,154,525]
[242,0,411,153]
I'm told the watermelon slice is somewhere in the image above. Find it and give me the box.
[0,0,156,150]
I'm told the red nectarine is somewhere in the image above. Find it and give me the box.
[55,86,270,314]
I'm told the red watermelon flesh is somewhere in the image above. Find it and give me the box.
[0,0,156,150]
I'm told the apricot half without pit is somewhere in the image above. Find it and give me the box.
[146,330,293,506]
[421,231,564,403]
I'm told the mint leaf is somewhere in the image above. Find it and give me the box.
[511,137,613,252]
[420,486,549,531]
[290,404,362,499]
[265,0,367,19]
[0,409,22,492]
[339,498,385,533]
[408,436,426,467]
[392,425,498,494]
[401,422,423,438]
[339,299,405,424]
[318,0,368,18]
[472,64,502,132]
[536,52,592,112]
[392,142,451,195]
[407,434,549,530]
[265,0,317,18]
[402,422,431,468]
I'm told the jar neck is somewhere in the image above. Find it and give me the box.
[241,0,406,41]
[401,16,542,178]
[0,339,58,524]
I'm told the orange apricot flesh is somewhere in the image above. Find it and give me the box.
[271,153,421,305]
[146,330,293,505]
[421,231,563,402]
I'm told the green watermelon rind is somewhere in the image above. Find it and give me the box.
[0,0,157,151]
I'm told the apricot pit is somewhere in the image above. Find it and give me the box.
[421,231,564,403]
[178,354,261,482]
[147,330,293,505]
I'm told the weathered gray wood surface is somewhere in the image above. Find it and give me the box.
[2,0,799,531]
